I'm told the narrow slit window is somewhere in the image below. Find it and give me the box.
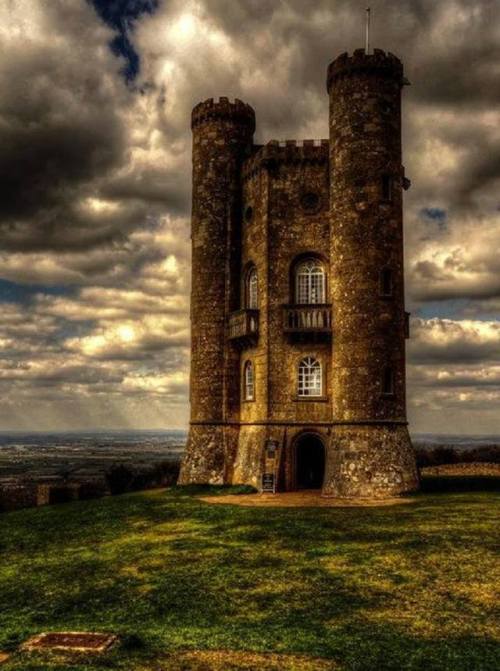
[380,268,393,297]
[382,367,394,395]
[298,357,322,397]
[382,175,393,201]
[246,267,258,309]
[244,361,255,400]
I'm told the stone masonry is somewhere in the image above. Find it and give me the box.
[179,49,420,497]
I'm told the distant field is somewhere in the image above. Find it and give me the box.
[0,480,498,670]
[0,431,185,486]
[0,430,498,482]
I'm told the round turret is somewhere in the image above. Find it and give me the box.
[324,48,418,497]
[191,97,256,132]
[326,48,404,92]
[179,97,255,485]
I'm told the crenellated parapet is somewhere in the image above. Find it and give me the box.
[191,97,256,132]
[242,139,329,180]
[327,48,404,92]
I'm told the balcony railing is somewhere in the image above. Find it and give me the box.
[283,304,332,333]
[228,309,259,342]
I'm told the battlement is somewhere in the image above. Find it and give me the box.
[191,97,256,132]
[243,139,329,179]
[327,48,404,91]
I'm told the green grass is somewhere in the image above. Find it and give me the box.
[0,481,499,670]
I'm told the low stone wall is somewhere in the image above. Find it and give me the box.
[0,459,181,513]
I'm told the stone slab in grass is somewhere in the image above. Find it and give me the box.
[22,632,117,654]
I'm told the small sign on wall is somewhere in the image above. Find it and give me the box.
[266,440,278,458]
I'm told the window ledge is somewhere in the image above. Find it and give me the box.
[294,395,329,403]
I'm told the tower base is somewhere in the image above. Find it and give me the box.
[178,424,239,485]
[323,424,419,498]
[179,422,419,498]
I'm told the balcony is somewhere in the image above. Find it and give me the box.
[228,309,259,344]
[283,304,332,333]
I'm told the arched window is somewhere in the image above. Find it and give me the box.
[295,259,325,304]
[246,267,258,309]
[380,268,393,297]
[244,360,255,400]
[298,357,322,397]
[382,366,394,395]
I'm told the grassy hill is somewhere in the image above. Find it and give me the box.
[0,482,498,670]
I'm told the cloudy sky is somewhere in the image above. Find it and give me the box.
[0,0,499,434]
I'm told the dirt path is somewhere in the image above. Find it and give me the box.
[199,489,414,508]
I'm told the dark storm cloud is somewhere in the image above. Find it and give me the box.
[0,0,498,431]
[0,1,184,255]
[432,374,500,389]
[0,1,131,251]
[408,318,500,364]
[103,166,190,212]
[204,0,500,104]
[410,341,500,364]
[0,364,124,387]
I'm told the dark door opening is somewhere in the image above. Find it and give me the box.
[296,434,325,489]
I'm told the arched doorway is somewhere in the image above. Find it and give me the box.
[295,433,325,490]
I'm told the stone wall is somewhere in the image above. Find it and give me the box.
[324,425,418,497]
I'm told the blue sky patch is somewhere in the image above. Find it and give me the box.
[0,279,76,305]
[420,207,448,231]
[90,0,160,80]
[415,298,492,321]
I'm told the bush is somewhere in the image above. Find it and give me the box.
[105,460,181,496]
[416,444,500,467]
[105,464,136,495]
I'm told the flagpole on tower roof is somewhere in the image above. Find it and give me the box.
[365,7,371,54]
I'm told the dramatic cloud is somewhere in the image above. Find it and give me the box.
[0,0,499,432]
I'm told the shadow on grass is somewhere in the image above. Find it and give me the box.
[420,475,500,493]
[0,484,499,670]
[169,484,257,497]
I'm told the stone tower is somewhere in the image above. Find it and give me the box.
[179,49,419,497]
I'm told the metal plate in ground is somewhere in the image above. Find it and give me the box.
[22,632,117,653]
